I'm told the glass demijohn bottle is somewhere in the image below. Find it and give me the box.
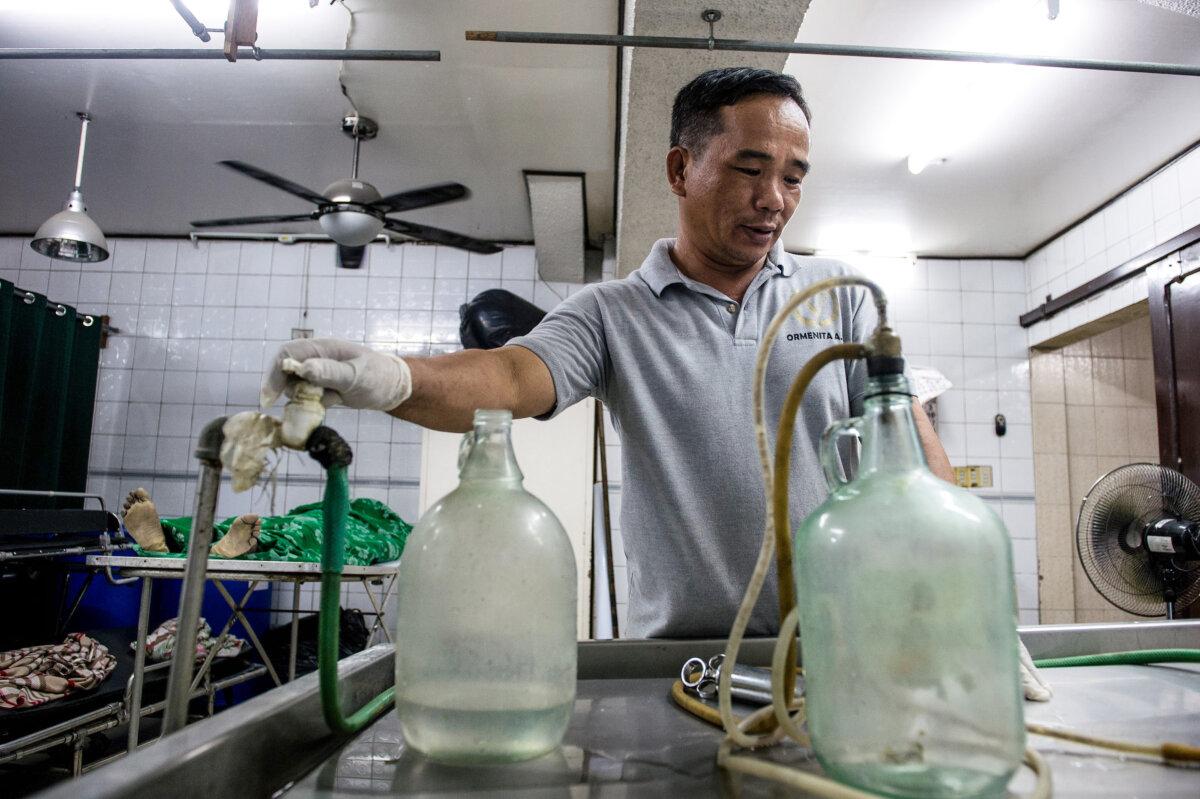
[794,369,1024,798]
[394,409,577,763]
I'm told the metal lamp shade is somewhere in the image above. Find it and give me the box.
[31,190,109,263]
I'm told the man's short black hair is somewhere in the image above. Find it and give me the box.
[670,67,811,152]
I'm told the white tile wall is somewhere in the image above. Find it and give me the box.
[0,237,585,628]
[2,235,1041,630]
[846,256,1039,620]
[1025,145,1200,344]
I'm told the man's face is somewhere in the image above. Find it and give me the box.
[669,94,811,271]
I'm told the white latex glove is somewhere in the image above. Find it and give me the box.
[1018,637,1052,702]
[260,338,412,412]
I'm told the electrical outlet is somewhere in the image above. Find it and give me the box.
[953,465,993,489]
[291,328,314,340]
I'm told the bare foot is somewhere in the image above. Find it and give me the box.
[122,488,168,553]
[211,514,261,559]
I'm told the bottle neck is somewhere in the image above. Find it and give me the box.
[858,374,928,476]
[459,413,523,483]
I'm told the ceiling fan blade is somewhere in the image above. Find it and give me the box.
[336,244,366,270]
[370,182,469,215]
[190,213,318,228]
[218,160,327,205]
[383,218,502,254]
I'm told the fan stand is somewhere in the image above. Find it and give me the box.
[342,115,378,181]
[1155,560,1184,619]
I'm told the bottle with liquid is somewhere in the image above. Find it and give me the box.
[793,366,1024,798]
[394,409,577,764]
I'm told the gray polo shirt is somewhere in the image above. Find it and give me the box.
[508,238,874,639]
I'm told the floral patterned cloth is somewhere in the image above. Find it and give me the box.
[0,633,116,709]
[135,618,245,662]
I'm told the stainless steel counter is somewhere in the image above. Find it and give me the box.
[40,622,1200,798]
[283,667,1200,798]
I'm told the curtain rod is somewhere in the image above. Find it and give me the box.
[10,286,112,332]
[465,31,1200,78]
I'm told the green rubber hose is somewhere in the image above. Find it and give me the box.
[318,462,395,734]
[1034,648,1200,669]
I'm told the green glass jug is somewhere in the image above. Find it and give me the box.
[794,370,1024,798]
[394,409,577,763]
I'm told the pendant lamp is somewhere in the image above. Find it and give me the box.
[31,112,109,263]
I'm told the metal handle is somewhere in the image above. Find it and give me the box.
[820,415,863,490]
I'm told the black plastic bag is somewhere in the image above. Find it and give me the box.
[459,289,546,350]
[263,608,370,677]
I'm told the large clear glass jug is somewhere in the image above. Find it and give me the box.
[793,373,1024,798]
[394,409,577,763]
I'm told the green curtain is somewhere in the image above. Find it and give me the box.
[0,280,103,509]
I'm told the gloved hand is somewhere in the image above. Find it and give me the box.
[260,338,413,412]
[1018,637,1052,702]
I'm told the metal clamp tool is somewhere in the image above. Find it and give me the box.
[680,654,804,706]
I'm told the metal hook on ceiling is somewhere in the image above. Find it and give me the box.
[702,9,721,51]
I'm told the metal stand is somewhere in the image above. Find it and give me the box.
[87,554,402,749]
[126,577,152,750]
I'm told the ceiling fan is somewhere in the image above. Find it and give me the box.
[190,115,501,268]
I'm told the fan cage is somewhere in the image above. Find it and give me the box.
[1076,463,1200,616]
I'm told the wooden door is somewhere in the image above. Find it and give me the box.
[1147,241,1200,618]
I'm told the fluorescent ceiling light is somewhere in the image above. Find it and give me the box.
[904,0,1060,176]
[906,151,946,176]
[813,222,913,257]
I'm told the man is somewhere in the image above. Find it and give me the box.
[261,67,952,639]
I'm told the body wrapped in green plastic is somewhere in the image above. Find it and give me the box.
[140,497,409,566]
[793,373,1024,798]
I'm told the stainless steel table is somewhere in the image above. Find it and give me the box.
[39,621,1200,798]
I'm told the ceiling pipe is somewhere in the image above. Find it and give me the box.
[0,48,439,61]
[465,30,1200,78]
[169,0,215,43]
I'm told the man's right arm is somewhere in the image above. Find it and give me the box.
[394,346,556,433]
[260,338,558,435]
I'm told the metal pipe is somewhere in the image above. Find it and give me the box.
[161,417,226,737]
[0,48,440,61]
[186,582,255,695]
[289,583,301,682]
[126,577,153,752]
[0,487,106,509]
[212,580,284,687]
[1019,221,1200,326]
[465,31,1200,78]
[73,113,91,191]
[169,0,213,44]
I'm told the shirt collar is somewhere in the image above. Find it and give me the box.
[637,238,794,297]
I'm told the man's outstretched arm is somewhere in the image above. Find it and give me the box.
[261,338,556,434]
[394,346,556,432]
[913,400,954,483]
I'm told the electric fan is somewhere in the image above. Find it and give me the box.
[192,115,500,269]
[1077,463,1200,618]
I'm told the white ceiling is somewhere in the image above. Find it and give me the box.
[786,0,1200,256]
[0,1,617,245]
[1,0,1198,258]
